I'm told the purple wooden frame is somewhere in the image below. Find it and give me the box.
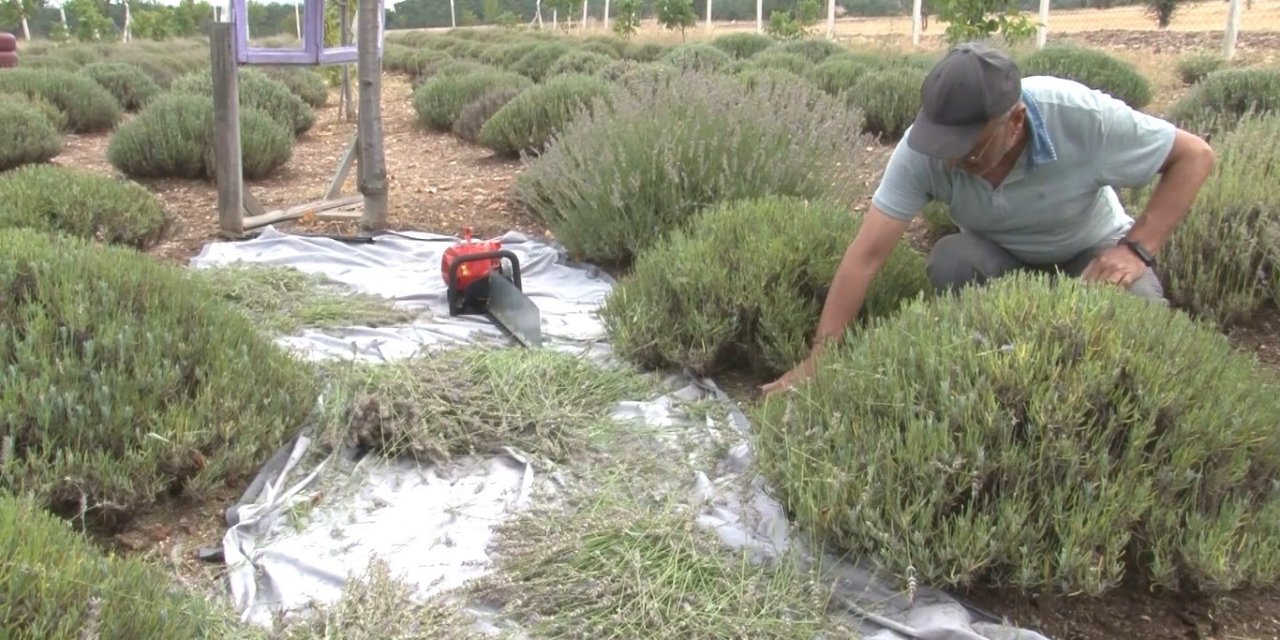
[228,0,385,65]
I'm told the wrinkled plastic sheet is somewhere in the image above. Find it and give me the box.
[192,226,1047,640]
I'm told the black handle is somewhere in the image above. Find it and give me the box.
[447,249,521,291]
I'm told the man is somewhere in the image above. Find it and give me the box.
[761,42,1215,397]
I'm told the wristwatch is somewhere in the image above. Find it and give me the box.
[1121,238,1156,267]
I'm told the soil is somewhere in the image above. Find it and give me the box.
[56,38,1280,640]
[961,583,1280,640]
[57,74,545,267]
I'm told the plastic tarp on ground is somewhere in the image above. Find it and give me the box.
[191,226,1048,640]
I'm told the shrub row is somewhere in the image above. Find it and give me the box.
[0,164,170,249]
[0,67,121,133]
[108,93,294,181]
[752,271,1280,597]
[0,94,63,172]
[599,195,929,378]
[0,228,317,530]
[1,493,251,637]
[0,59,325,181]
[511,69,870,267]
[386,31,1280,604]
[402,31,1280,155]
[1133,113,1280,328]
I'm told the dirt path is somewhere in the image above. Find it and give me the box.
[54,74,544,266]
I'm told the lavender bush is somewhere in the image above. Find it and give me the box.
[600,195,930,377]
[753,271,1280,597]
[511,69,872,266]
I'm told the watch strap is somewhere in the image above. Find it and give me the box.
[1121,238,1155,267]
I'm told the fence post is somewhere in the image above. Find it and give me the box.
[1037,0,1050,49]
[210,23,245,237]
[912,0,922,46]
[1223,0,1244,59]
[357,0,388,232]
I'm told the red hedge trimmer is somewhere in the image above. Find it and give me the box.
[441,227,543,348]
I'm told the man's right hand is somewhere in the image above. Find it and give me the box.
[759,207,910,399]
[760,353,820,398]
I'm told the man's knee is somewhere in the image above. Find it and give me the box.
[926,233,1023,293]
[1126,268,1167,304]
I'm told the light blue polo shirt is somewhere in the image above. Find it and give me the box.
[871,75,1177,265]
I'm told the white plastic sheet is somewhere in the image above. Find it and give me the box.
[193,227,1048,640]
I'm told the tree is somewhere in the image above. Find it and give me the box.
[1145,0,1179,27]
[65,0,115,41]
[613,0,641,37]
[934,0,1035,45]
[655,0,695,40]
[0,0,43,40]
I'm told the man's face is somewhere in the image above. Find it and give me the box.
[947,105,1025,175]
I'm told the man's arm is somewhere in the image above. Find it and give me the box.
[810,206,913,348]
[760,135,929,396]
[1081,92,1215,285]
[1121,128,1214,255]
[760,206,911,396]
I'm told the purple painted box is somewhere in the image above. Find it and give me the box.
[228,0,385,65]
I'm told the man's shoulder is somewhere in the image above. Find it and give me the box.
[1020,75,1114,117]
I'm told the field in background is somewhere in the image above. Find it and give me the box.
[415,0,1280,40]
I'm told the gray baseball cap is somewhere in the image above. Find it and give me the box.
[906,42,1022,159]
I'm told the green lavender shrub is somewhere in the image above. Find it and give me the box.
[0,229,317,531]
[107,93,293,180]
[0,67,121,133]
[1130,113,1280,328]
[0,164,169,249]
[1167,67,1280,138]
[0,96,62,171]
[709,32,776,59]
[547,49,615,77]
[753,271,1280,597]
[78,61,162,111]
[1017,44,1153,109]
[411,68,534,131]
[511,69,871,267]
[600,195,930,377]
[1176,50,1227,86]
[478,73,615,157]
[0,494,252,638]
[171,67,316,136]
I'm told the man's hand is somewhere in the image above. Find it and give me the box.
[1080,244,1148,287]
[760,353,819,398]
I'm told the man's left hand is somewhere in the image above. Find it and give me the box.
[1080,244,1148,287]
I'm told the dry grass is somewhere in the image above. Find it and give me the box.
[194,263,420,334]
[456,387,851,640]
[313,346,661,465]
[272,557,486,639]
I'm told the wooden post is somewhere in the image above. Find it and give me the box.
[211,23,245,237]
[911,0,921,46]
[357,0,387,232]
[1036,0,1050,49]
[826,0,834,40]
[1223,0,1244,60]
